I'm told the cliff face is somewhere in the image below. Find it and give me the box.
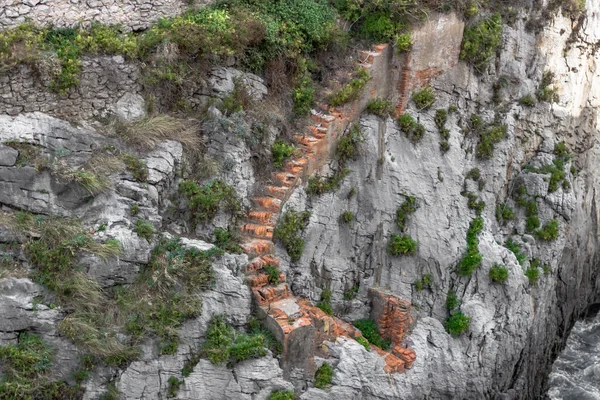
[0,1,599,399]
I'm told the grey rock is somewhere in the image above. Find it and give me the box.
[0,145,18,166]
[115,92,146,121]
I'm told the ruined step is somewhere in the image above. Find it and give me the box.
[252,196,282,213]
[293,135,320,148]
[283,159,306,175]
[265,185,289,200]
[246,211,275,225]
[241,239,274,258]
[309,125,328,139]
[272,172,297,187]
[240,223,274,239]
[247,272,286,288]
[373,347,406,374]
[245,254,280,273]
[393,347,417,369]
[310,110,336,127]
[253,283,291,305]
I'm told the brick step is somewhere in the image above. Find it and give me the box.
[240,223,274,239]
[246,211,276,225]
[283,160,307,175]
[241,239,274,258]
[309,126,328,139]
[373,347,406,374]
[393,346,416,369]
[245,254,280,273]
[248,272,286,288]
[265,185,289,200]
[252,197,282,213]
[272,172,298,187]
[293,135,320,148]
[253,283,291,305]
[310,110,336,127]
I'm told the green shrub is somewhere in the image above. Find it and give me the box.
[460,13,503,73]
[495,203,514,225]
[446,290,460,311]
[358,12,397,41]
[505,238,526,265]
[167,376,183,398]
[272,141,295,169]
[293,74,314,115]
[365,98,394,117]
[388,234,418,256]
[457,216,483,276]
[519,95,536,107]
[122,153,148,182]
[489,264,509,283]
[412,86,435,110]
[395,32,412,53]
[356,336,371,351]
[336,124,364,165]
[414,274,432,291]
[476,124,507,159]
[306,169,350,196]
[526,215,540,232]
[353,319,390,350]
[464,192,485,215]
[202,316,267,366]
[274,209,311,262]
[179,180,241,225]
[263,265,280,285]
[554,142,571,161]
[537,71,559,103]
[329,68,371,107]
[466,168,481,181]
[445,311,471,336]
[268,390,296,400]
[134,219,155,241]
[340,211,354,224]
[525,264,540,285]
[317,289,333,315]
[343,284,359,300]
[314,363,333,389]
[213,227,242,254]
[535,219,559,241]
[397,113,426,143]
[396,195,417,231]
[130,204,140,216]
[246,316,282,355]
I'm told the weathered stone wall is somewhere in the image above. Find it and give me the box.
[0,0,206,31]
[0,55,142,119]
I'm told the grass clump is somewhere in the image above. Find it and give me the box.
[134,219,155,241]
[365,98,395,117]
[525,264,540,285]
[268,390,296,400]
[445,311,471,336]
[412,86,435,110]
[537,71,559,103]
[274,209,311,262]
[414,274,432,291]
[202,316,268,366]
[519,95,536,107]
[343,284,359,300]
[317,289,333,316]
[293,73,314,115]
[495,203,515,225]
[388,234,417,256]
[467,114,507,160]
[463,191,485,215]
[336,124,364,165]
[396,195,417,232]
[356,336,370,351]
[397,113,426,143]
[213,227,242,254]
[353,319,390,350]
[121,153,148,182]
[460,13,503,73]
[505,238,526,265]
[457,216,483,276]
[263,265,281,285]
[340,211,354,225]
[306,169,350,196]
[272,141,295,169]
[109,116,201,151]
[0,332,81,399]
[435,109,450,153]
[179,180,241,225]
[466,168,480,181]
[446,290,461,311]
[167,376,183,398]
[535,219,559,241]
[314,363,333,389]
[489,264,509,283]
[329,68,371,107]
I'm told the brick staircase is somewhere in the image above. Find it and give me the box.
[238,44,416,376]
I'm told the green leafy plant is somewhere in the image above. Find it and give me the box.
[268,390,296,400]
[202,316,267,366]
[535,219,559,241]
[274,209,311,262]
[336,124,364,165]
[343,284,359,300]
[460,13,503,73]
[353,319,390,350]
[263,265,281,285]
[356,336,370,351]
[293,73,314,115]
[388,234,418,256]
[495,203,515,225]
[122,153,148,182]
[167,376,183,398]
[489,264,509,283]
[519,95,536,107]
[412,86,435,110]
[340,211,354,224]
[445,311,471,336]
[317,289,333,315]
[179,180,241,225]
[446,290,460,311]
[306,169,350,196]
[272,141,296,169]
[134,219,155,241]
[505,238,526,265]
[537,71,559,103]
[525,264,540,285]
[395,32,412,53]
[457,216,483,276]
[213,227,242,254]
[365,98,395,117]
[414,274,432,291]
[396,195,417,231]
[314,363,333,389]
[397,113,426,143]
[329,68,371,107]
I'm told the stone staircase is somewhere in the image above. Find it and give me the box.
[238,44,416,376]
